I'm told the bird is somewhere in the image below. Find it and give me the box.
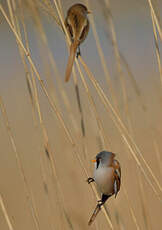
[87,151,121,225]
[64,3,90,82]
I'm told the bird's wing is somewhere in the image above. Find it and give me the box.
[113,160,121,198]
[78,18,89,43]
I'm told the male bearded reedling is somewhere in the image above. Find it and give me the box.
[64,4,90,82]
[87,151,121,225]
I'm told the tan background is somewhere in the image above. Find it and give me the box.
[0,0,162,229]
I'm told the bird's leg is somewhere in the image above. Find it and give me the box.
[97,194,111,206]
[87,177,95,184]
[76,46,81,58]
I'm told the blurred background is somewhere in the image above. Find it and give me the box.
[0,0,162,229]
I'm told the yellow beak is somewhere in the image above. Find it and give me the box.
[91,159,96,163]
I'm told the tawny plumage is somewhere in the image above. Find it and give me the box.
[87,151,121,225]
[65,4,90,82]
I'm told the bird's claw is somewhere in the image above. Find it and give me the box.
[87,177,95,184]
[97,200,103,206]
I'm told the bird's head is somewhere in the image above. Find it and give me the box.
[92,151,115,169]
[68,4,91,15]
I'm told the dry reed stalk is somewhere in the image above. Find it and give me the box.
[84,0,118,110]
[44,143,77,230]
[73,79,89,161]
[0,194,14,230]
[33,0,88,170]
[56,0,113,152]
[48,0,144,170]
[96,3,138,220]
[7,3,58,226]
[79,57,162,199]
[137,169,152,230]
[75,60,111,150]
[16,3,74,227]
[0,4,75,145]
[147,0,162,40]
[102,23,147,112]
[54,2,94,179]
[42,0,105,160]
[153,140,162,177]
[15,4,75,227]
[1,3,114,228]
[55,0,112,150]
[0,96,40,230]
[4,8,41,227]
[87,0,137,144]
[26,2,62,111]
[99,0,128,113]
[52,0,87,149]
[123,187,141,230]
[117,51,147,112]
[71,70,86,141]
[34,94,74,228]
[40,145,75,230]
[23,0,80,138]
[114,209,125,230]
[99,0,149,115]
[52,1,114,228]
[2,1,161,228]
[118,51,141,97]
[14,0,37,127]
[51,1,161,225]
[123,135,161,200]
[36,0,63,30]
[150,9,162,86]
[39,157,56,230]
[101,0,134,132]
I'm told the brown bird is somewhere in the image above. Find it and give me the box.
[87,151,121,225]
[65,4,90,82]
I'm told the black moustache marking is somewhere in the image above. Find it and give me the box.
[96,159,100,169]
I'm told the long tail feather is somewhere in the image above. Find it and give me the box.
[65,41,78,82]
[88,204,101,226]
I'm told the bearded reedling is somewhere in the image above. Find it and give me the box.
[87,151,121,225]
[65,4,90,82]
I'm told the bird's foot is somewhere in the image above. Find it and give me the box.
[97,200,103,207]
[87,177,95,184]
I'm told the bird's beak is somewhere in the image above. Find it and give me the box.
[87,11,92,14]
[91,159,96,163]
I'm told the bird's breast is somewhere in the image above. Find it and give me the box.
[94,166,114,195]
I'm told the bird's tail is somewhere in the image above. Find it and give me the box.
[65,40,79,82]
[88,204,101,226]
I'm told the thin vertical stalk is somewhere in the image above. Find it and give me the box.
[147,0,162,40]
[0,96,40,230]
[150,9,162,85]
[0,195,14,230]
[79,57,162,198]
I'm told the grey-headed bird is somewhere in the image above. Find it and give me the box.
[87,151,121,225]
[65,4,90,82]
